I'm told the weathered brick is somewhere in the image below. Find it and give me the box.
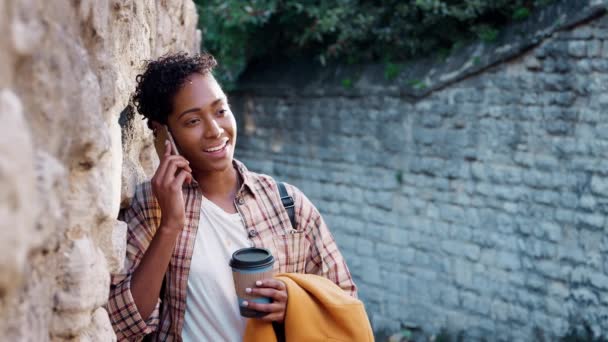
[234,10,608,338]
[571,288,599,305]
[495,250,521,271]
[356,238,375,257]
[589,272,608,290]
[360,259,382,286]
[537,221,563,242]
[535,260,563,279]
[590,175,608,196]
[568,27,594,39]
[441,240,481,261]
[376,242,401,262]
[559,245,586,264]
[439,203,466,223]
[576,212,605,230]
[588,40,602,57]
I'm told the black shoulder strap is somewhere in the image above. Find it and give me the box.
[277,181,296,229]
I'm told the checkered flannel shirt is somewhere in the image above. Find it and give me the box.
[107,160,357,341]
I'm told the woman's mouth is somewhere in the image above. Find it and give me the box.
[203,138,229,155]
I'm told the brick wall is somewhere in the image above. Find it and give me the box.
[230,3,608,340]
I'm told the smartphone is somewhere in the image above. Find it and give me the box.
[164,125,180,156]
[153,124,180,157]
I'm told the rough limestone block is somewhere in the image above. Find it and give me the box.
[92,220,127,274]
[1,0,200,340]
[52,238,110,338]
[0,90,36,297]
[54,238,110,314]
[75,307,117,342]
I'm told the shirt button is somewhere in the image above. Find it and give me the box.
[237,197,245,205]
[248,229,258,238]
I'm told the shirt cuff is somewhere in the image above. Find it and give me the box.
[108,275,161,339]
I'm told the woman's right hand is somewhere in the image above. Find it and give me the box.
[151,140,193,233]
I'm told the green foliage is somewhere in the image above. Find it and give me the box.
[474,25,499,43]
[407,79,427,90]
[195,0,553,88]
[384,62,402,81]
[512,7,531,20]
[341,78,353,89]
[400,328,413,340]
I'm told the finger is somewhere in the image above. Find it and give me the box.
[156,153,190,179]
[258,313,283,323]
[162,155,190,168]
[159,155,190,171]
[181,162,192,174]
[248,288,287,302]
[164,139,171,157]
[155,150,177,183]
[172,169,192,189]
[159,158,191,185]
[244,301,283,314]
[255,279,286,291]
[163,161,191,185]
[170,159,192,174]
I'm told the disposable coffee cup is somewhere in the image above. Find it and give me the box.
[229,247,275,318]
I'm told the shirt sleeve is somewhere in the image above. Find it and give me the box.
[287,184,358,298]
[106,186,161,340]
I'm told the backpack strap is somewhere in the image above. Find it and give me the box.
[277,181,296,229]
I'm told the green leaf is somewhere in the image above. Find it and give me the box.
[512,7,531,21]
[400,328,412,339]
[384,62,402,81]
[476,25,499,43]
[341,78,353,88]
[407,79,427,90]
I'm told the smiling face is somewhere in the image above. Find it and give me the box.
[167,73,237,174]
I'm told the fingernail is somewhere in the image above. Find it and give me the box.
[242,301,249,307]
[165,140,169,146]
[245,288,252,293]
[256,281,262,286]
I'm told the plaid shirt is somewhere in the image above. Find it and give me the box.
[107,160,357,341]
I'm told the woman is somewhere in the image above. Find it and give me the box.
[107,52,357,341]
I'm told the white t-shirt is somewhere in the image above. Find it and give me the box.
[181,196,252,341]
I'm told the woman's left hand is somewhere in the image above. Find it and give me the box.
[244,279,288,323]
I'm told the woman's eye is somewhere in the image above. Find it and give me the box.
[186,118,200,126]
[218,109,228,116]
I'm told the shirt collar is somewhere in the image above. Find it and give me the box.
[233,159,257,198]
[184,159,256,198]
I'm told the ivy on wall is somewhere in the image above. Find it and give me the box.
[195,0,554,88]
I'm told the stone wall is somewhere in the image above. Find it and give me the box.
[232,1,608,340]
[0,1,199,340]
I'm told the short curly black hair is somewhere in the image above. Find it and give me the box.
[131,52,218,129]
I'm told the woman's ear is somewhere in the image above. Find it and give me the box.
[150,121,169,157]
[149,121,162,137]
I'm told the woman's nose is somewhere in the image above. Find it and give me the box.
[204,118,224,138]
